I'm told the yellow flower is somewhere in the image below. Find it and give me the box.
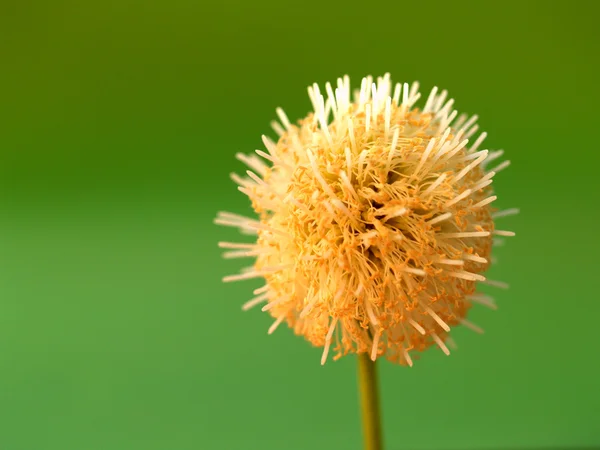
[216,74,516,366]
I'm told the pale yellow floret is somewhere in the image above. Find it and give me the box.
[217,74,515,365]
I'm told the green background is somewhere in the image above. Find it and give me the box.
[1,1,598,449]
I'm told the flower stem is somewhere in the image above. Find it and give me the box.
[357,353,383,450]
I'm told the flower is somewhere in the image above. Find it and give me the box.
[215,74,516,366]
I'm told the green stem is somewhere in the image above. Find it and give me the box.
[357,353,383,450]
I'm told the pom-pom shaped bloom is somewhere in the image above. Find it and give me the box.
[216,74,516,365]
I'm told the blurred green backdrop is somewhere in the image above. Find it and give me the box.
[1,1,599,449]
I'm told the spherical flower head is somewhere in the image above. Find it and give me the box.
[216,74,516,366]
